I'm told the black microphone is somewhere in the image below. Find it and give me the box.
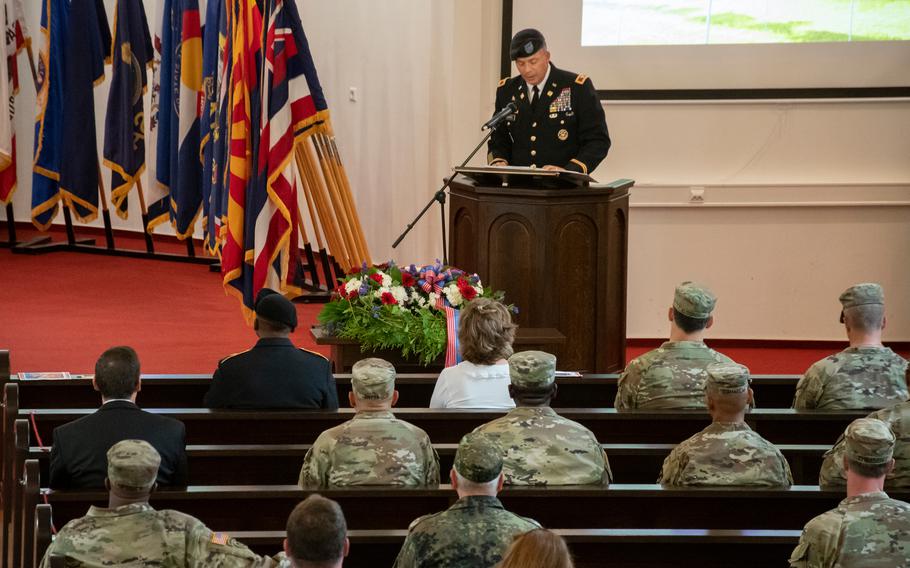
[482,102,518,131]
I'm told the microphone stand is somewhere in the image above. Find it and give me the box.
[392,115,514,264]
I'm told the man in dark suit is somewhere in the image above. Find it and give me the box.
[204,289,339,410]
[488,28,611,176]
[49,346,188,489]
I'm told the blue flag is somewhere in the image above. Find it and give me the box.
[103,0,152,220]
[31,0,110,230]
[200,0,228,254]
[152,0,203,239]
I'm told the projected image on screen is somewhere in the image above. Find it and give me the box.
[582,0,910,46]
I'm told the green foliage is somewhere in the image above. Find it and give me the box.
[318,299,447,365]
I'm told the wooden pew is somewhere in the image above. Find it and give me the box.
[39,483,906,534]
[9,373,804,409]
[35,517,802,568]
[26,442,829,486]
[21,406,864,446]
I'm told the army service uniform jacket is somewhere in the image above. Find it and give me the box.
[789,491,910,567]
[487,63,610,174]
[204,337,339,410]
[40,503,275,567]
[392,495,540,568]
[659,422,793,487]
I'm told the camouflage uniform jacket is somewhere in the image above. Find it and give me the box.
[392,495,540,568]
[658,422,793,486]
[789,491,910,567]
[472,406,612,485]
[615,341,734,410]
[819,400,910,489]
[793,346,908,410]
[299,410,440,488]
[39,502,275,567]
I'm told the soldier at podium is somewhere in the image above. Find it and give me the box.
[488,28,611,175]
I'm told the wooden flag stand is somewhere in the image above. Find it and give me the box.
[285,126,370,301]
[10,43,209,265]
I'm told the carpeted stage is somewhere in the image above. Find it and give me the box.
[1,229,906,374]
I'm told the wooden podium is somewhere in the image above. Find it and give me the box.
[448,170,633,372]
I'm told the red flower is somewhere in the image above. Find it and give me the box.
[380,292,398,305]
[369,273,384,284]
[461,285,478,301]
[334,284,347,298]
[401,272,416,287]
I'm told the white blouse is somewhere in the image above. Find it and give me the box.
[429,361,515,409]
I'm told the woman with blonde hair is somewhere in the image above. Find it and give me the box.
[497,529,574,568]
[429,297,517,409]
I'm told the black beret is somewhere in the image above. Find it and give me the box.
[255,291,297,329]
[255,288,280,308]
[510,28,546,60]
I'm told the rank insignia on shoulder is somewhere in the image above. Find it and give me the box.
[498,77,508,87]
[558,129,569,140]
[575,73,588,85]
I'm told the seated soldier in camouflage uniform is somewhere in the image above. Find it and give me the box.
[794,283,908,410]
[473,351,611,485]
[393,432,540,568]
[299,358,440,488]
[615,282,735,410]
[659,363,792,486]
[40,440,273,567]
[819,366,910,489]
[790,418,910,567]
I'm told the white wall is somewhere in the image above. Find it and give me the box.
[5,1,909,340]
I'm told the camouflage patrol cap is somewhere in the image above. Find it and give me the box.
[673,282,716,319]
[106,439,160,490]
[845,418,895,465]
[351,358,396,400]
[839,283,884,309]
[705,362,751,394]
[454,433,503,483]
[508,351,556,388]
[510,29,546,60]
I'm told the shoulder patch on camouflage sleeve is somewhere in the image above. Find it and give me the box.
[498,77,508,87]
[211,532,230,545]
[574,73,587,85]
[299,347,329,361]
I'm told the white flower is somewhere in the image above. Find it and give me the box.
[474,284,483,295]
[427,292,440,306]
[391,286,408,304]
[443,285,463,307]
[344,278,362,294]
[381,273,392,287]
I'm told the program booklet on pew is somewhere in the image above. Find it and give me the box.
[18,372,72,380]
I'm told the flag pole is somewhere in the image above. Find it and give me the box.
[296,154,333,287]
[95,161,115,249]
[135,178,155,253]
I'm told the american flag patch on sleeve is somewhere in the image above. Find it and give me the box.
[211,532,230,545]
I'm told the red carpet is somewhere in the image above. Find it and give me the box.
[1,225,907,374]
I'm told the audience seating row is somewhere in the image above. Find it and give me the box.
[4,372,803,408]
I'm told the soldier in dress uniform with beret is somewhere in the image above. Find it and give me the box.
[204,288,339,409]
[793,283,908,410]
[659,362,793,487]
[488,28,611,175]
